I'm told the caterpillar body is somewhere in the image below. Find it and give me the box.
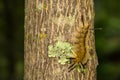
[68,19,90,72]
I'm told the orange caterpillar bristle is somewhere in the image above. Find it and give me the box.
[68,16,89,72]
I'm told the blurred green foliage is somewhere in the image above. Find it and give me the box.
[0,0,120,80]
[0,0,24,80]
[95,0,120,80]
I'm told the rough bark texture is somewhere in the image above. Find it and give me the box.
[24,0,98,80]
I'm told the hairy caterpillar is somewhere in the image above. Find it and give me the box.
[68,16,90,72]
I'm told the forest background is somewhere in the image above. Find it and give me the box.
[0,0,120,80]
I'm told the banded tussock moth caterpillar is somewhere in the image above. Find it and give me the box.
[68,16,90,72]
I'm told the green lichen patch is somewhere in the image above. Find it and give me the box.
[48,41,73,64]
[37,3,47,10]
[39,33,47,39]
[52,15,75,26]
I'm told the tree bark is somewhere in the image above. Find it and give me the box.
[24,0,98,80]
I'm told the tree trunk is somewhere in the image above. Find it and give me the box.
[24,0,98,80]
